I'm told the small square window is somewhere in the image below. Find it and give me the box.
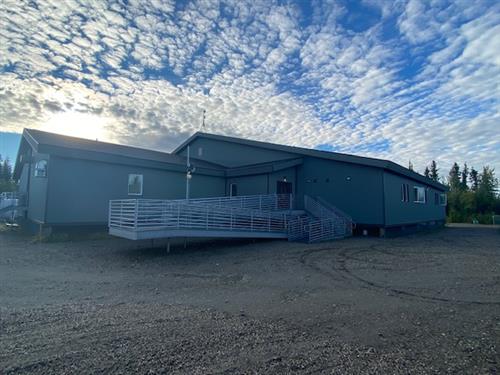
[128,174,143,195]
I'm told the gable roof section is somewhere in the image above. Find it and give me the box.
[174,132,447,190]
[13,129,225,179]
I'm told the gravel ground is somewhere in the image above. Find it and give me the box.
[0,226,499,374]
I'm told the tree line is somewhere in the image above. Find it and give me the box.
[414,160,499,224]
[0,155,16,192]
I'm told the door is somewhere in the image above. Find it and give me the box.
[276,181,292,209]
[276,181,292,194]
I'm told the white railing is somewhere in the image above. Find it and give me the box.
[109,194,293,234]
[162,194,293,211]
[298,195,353,242]
[0,192,26,219]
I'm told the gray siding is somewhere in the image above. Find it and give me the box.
[178,138,296,167]
[26,153,49,223]
[226,167,297,196]
[383,172,446,226]
[45,156,225,225]
[298,157,384,225]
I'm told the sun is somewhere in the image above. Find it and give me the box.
[44,111,110,141]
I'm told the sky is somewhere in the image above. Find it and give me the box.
[0,0,499,178]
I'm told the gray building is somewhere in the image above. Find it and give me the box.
[12,129,447,236]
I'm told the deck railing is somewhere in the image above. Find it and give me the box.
[109,194,293,234]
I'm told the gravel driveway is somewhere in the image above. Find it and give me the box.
[1,226,499,374]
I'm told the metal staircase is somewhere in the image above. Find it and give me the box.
[287,195,353,243]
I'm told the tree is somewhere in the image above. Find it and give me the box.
[469,167,479,191]
[430,160,439,182]
[0,155,16,192]
[424,166,430,178]
[448,163,461,192]
[476,166,498,214]
[460,163,469,191]
[1,157,12,181]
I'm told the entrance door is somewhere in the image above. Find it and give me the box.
[276,181,292,209]
[276,181,292,194]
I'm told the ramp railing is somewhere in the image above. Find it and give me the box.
[289,195,353,242]
[162,194,293,211]
[109,194,293,234]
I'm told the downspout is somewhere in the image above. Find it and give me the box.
[381,171,387,228]
[43,155,50,225]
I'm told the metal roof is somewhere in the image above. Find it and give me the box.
[13,129,225,178]
[174,132,448,190]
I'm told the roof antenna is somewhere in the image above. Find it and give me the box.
[201,109,206,131]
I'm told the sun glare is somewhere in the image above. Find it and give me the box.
[45,112,110,141]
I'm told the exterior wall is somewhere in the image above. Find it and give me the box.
[178,138,296,167]
[383,172,446,226]
[297,157,385,225]
[225,167,297,197]
[26,152,50,223]
[45,156,225,225]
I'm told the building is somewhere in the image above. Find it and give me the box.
[12,128,447,237]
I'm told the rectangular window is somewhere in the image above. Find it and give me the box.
[401,183,410,202]
[128,174,143,195]
[413,186,426,203]
[197,147,203,156]
[434,192,439,205]
[439,193,447,206]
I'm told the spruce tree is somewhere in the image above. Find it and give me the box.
[448,163,461,192]
[469,167,479,191]
[430,160,439,182]
[461,163,469,191]
[424,166,430,178]
[477,166,498,213]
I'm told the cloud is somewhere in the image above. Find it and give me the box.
[0,0,499,179]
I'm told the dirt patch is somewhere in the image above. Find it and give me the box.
[1,227,499,373]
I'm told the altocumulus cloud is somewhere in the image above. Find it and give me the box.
[0,0,499,174]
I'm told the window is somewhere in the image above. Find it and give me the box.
[413,186,426,203]
[34,160,48,177]
[434,192,439,205]
[229,183,237,197]
[128,174,143,195]
[197,147,203,157]
[401,183,410,202]
[439,193,447,206]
